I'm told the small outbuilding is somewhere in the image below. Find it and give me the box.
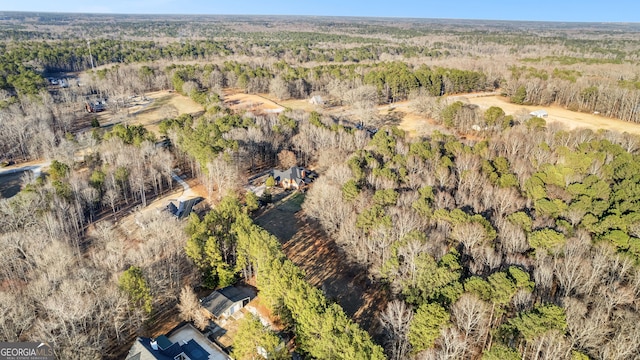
[309,95,324,106]
[529,110,548,118]
[201,286,254,321]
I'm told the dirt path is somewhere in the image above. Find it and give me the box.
[254,194,387,335]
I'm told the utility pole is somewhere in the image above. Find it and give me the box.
[87,40,95,70]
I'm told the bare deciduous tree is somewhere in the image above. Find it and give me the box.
[277,149,298,169]
[178,286,209,330]
[269,76,291,100]
[452,293,490,357]
[379,300,413,360]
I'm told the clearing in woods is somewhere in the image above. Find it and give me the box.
[254,193,388,336]
[251,90,640,137]
[92,90,204,134]
[392,94,640,137]
[223,90,285,114]
[465,95,640,135]
[223,90,321,114]
[122,90,204,133]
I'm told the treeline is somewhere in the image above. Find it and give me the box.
[0,54,48,96]
[162,61,491,104]
[184,196,385,359]
[0,37,444,75]
[4,39,232,72]
[304,122,640,359]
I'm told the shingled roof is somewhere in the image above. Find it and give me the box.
[272,167,314,186]
[201,286,253,318]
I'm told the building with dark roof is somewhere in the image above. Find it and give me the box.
[125,323,229,360]
[167,197,203,219]
[201,286,254,320]
[271,167,315,190]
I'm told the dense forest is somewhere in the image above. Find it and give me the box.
[2,11,640,360]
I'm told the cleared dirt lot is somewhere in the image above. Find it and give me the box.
[253,90,640,137]
[95,90,203,134]
[126,90,203,132]
[223,91,284,114]
[466,95,640,135]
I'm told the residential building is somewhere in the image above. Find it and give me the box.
[126,323,230,360]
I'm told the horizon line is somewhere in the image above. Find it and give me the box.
[1,10,638,25]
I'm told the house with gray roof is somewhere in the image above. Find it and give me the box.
[271,167,315,190]
[167,197,203,219]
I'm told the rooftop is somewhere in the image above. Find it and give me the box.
[167,324,229,360]
[272,167,315,185]
[125,323,230,360]
[201,286,254,318]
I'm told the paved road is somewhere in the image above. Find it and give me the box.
[0,160,51,177]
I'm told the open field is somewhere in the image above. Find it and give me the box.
[124,90,203,133]
[277,98,322,113]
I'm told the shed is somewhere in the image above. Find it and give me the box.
[201,286,253,320]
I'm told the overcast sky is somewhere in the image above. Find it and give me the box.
[1,0,638,22]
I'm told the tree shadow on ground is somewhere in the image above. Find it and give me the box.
[255,197,388,336]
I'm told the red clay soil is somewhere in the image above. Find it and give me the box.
[255,199,388,336]
[248,297,288,332]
